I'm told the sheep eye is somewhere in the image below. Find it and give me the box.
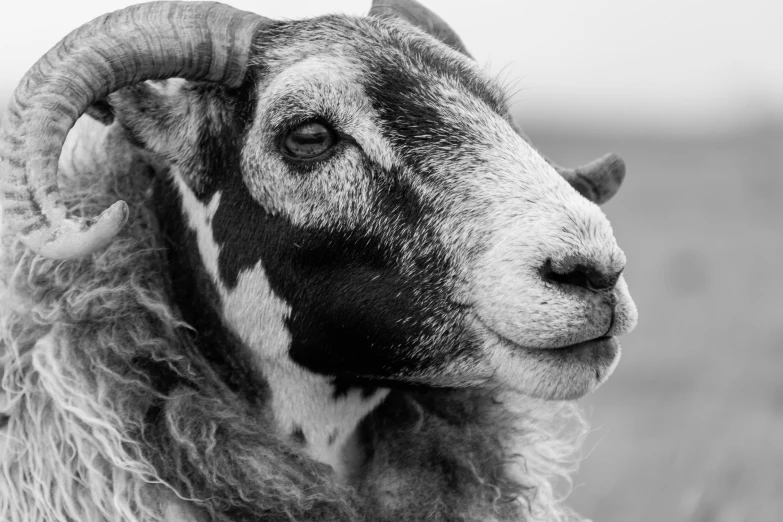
[282,121,337,161]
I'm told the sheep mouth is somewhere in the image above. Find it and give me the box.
[531,336,617,363]
[493,328,617,360]
[474,316,618,366]
[477,318,620,399]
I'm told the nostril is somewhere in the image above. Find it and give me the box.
[540,259,621,292]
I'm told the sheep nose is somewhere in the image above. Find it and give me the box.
[540,258,622,292]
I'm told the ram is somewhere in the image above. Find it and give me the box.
[0,1,637,521]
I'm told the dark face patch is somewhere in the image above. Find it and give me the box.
[153,174,269,404]
[207,158,471,380]
[361,47,506,171]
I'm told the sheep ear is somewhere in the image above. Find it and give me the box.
[105,80,248,197]
[369,0,472,57]
[107,80,244,160]
[104,81,193,157]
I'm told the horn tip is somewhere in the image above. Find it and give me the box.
[600,153,626,183]
[571,152,627,205]
[23,200,129,260]
[101,199,130,228]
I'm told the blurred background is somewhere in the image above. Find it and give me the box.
[2,1,781,520]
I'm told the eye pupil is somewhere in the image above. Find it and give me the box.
[283,121,336,160]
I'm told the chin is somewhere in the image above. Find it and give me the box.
[485,329,622,401]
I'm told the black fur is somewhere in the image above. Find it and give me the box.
[206,147,467,379]
[154,172,268,404]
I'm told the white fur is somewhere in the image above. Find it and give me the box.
[263,360,388,478]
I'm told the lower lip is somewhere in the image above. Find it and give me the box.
[552,336,616,354]
[481,319,618,364]
[540,336,618,365]
[476,314,616,354]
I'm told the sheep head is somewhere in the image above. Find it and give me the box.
[0,0,637,402]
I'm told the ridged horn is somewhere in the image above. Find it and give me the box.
[369,0,472,57]
[0,1,268,259]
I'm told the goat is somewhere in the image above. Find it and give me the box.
[0,1,637,521]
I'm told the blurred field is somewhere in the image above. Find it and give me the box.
[527,119,783,521]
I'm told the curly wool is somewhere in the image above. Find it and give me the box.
[0,118,590,522]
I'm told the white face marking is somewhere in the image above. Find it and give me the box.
[262,360,388,479]
[172,169,387,478]
[173,170,293,359]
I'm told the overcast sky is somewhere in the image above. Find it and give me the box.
[1,0,781,133]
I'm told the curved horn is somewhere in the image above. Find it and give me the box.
[0,1,268,259]
[369,0,472,57]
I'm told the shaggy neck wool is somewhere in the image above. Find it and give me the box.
[0,118,590,522]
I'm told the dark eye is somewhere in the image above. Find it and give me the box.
[281,121,337,161]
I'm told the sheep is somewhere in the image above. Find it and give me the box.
[0,1,638,521]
